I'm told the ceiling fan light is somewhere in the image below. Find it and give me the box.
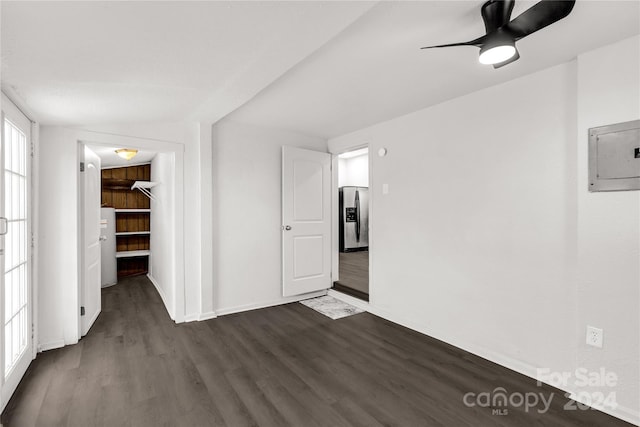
[479,43,516,65]
[115,148,138,161]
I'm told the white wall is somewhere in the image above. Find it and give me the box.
[73,122,213,321]
[574,36,640,421]
[328,36,639,424]
[36,122,214,351]
[211,120,328,314]
[149,152,176,318]
[38,127,80,349]
[338,153,369,187]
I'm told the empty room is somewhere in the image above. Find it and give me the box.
[0,1,638,426]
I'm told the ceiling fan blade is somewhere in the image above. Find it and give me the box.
[505,0,576,40]
[481,0,515,33]
[492,48,520,69]
[420,35,486,50]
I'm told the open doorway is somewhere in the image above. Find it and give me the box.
[95,147,157,285]
[79,137,183,340]
[80,144,160,336]
[333,147,369,301]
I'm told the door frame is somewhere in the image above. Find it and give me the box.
[330,143,372,303]
[0,94,38,412]
[76,131,185,341]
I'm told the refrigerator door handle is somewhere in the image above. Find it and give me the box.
[355,189,360,242]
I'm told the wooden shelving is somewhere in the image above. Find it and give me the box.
[102,164,152,278]
[103,178,136,190]
[116,250,151,258]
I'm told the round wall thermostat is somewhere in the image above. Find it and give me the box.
[378,148,387,157]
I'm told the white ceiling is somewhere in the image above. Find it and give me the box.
[1,1,374,125]
[88,145,157,168]
[2,1,638,139]
[226,1,640,138]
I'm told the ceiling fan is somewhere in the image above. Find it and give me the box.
[421,0,576,68]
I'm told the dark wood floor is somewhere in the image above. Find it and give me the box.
[335,250,369,299]
[1,276,632,426]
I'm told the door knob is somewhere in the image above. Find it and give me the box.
[283,225,292,231]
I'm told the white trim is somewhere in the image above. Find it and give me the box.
[183,310,218,323]
[38,340,65,352]
[1,95,36,413]
[183,313,199,322]
[31,122,39,360]
[567,392,639,426]
[216,290,328,317]
[327,289,370,311]
[329,142,372,295]
[101,161,151,170]
[1,89,38,123]
[369,303,545,382]
[331,155,339,284]
[75,130,186,337]
[367,303,639,427]
[147,273,174,320]
[199,311,217,321]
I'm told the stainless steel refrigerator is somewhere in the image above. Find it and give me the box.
[339,186,369,252]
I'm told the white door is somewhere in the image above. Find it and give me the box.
[0,97,33,410]
[282,146,332,297]
[81,146,101,336]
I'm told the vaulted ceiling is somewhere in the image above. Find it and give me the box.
[2,1,638,139]
[1,1,374,125]
[225,1,640,138]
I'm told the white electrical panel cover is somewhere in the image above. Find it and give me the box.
[589,119,640,192]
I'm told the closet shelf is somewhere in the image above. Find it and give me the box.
[115,231,150,236]
[116,250,150,258]
[131,181,159,201]
[103,178,135,190]
[114,209,150,213]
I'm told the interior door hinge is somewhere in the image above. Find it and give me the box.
[80,162,85,172]
[80,306,85,316]
[30,141,35,158]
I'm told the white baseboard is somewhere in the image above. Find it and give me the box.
[183,310,218,323]
[38,340,65,352]
[327,289,370,311]
[367,304,639,426]
[568,392,639,426]
[367,304,540,379]
[147,274,174,321]
[199,310,217,321]
[216,290,327,317]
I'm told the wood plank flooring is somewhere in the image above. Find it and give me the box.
[1,275,633,426]
[335,250,369,297]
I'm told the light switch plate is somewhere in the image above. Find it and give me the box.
[382,183,389,195]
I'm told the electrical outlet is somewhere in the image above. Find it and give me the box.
[586,326,603,348]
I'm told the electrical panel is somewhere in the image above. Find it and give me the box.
[589,119,640,192]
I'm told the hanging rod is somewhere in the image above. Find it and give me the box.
[131,181,158,201]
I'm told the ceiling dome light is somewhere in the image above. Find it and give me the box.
[479,44,516,65]
[478,32,516,65]
[115,148,138,161]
